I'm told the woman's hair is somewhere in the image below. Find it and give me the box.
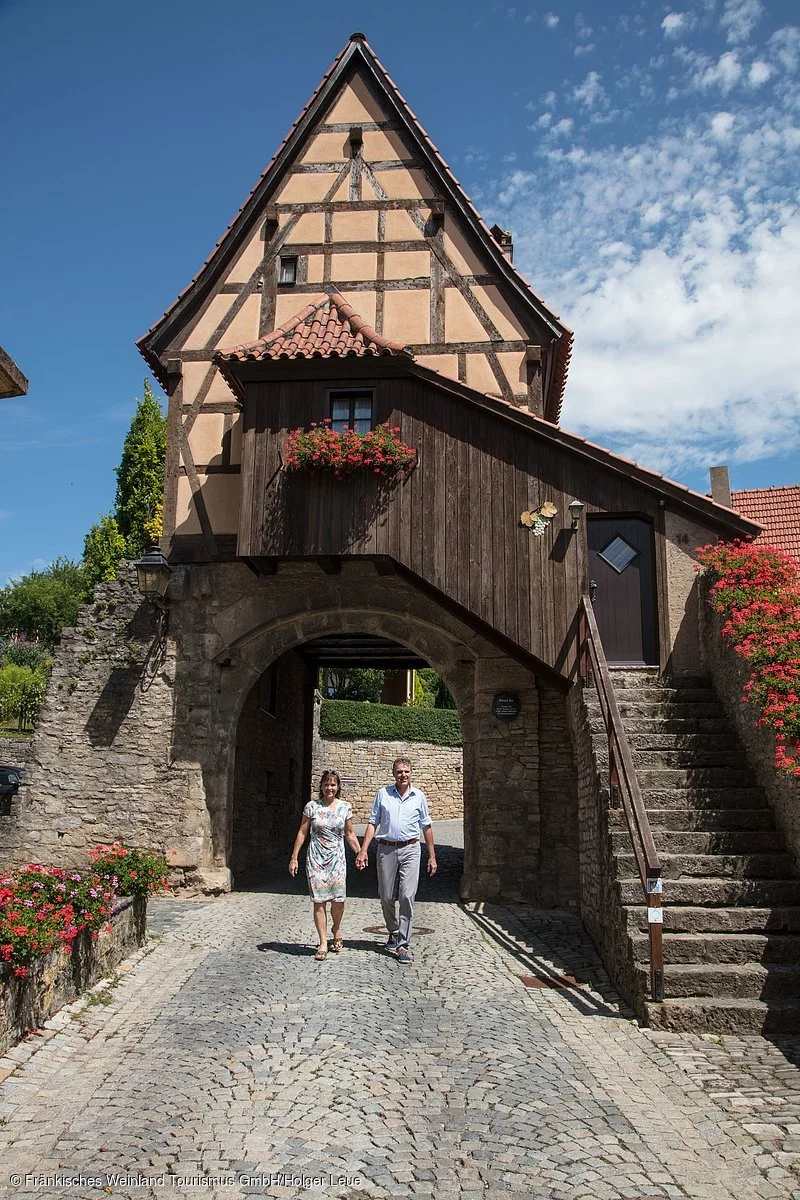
[318,770,342,799]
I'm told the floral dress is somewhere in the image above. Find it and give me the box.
[304,799,352,902]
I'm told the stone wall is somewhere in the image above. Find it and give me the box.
[700,596,800,871]
[231,649,309,878]
[0,567,209,888]
[0,896,145,1054]
[0,737,34,772]
[567,684,641,1014]
[1,558,581,907]
[311,696,464,821]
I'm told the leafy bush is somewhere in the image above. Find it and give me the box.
[0,664,47,730]
[89,842,170,898]
[320,699,461,746]
[0,641,51,671]
[697,539,800,775]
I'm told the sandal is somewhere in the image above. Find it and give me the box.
[331,937,343,953]
[314,945,328,961]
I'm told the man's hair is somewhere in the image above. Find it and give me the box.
[392,757,412,772]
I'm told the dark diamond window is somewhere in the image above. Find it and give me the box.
[599,535,639,574]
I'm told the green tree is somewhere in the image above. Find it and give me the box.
[83,513,126,589]
[415,667,456,709]
[0,641,51,671]
[0,559,88,648]
[322,667,385,702]
[114,380,167,559]
[0,663,48,730]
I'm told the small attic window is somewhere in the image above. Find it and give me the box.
[279,256,297,285]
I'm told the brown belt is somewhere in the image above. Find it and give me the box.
[378,838,419,848]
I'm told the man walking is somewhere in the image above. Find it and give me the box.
[356,757,437,964]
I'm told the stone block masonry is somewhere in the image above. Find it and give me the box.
[0,557,580,907]
[311,725,463,821]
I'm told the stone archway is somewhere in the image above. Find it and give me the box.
[228,629,468,883]
[168,560,579,906]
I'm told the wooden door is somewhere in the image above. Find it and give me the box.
[587,517,657,665]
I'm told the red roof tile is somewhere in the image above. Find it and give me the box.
[730,485,800,560]
[216,292,409,364]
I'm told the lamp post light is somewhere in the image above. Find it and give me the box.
[134,544,172,690]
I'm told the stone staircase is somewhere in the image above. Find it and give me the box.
[585,669,800,1033]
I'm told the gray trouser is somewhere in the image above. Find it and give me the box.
[376,842,421,950]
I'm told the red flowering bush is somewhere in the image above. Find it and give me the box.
[89,841,170,899]
[0,844,168,979]
[696,539,800,775]
[283,419,416,479]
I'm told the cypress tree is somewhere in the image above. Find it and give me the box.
[114,380,167,559]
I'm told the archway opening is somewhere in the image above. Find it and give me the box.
[230,632,464,888]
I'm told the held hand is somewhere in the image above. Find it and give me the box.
[356,851,368,870]
[288,857,298,877]
[427,856,438,877]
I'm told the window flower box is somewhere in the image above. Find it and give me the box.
[283,420,416,480]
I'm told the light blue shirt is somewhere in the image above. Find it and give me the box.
[368,784,432,842]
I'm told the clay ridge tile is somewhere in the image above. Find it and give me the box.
[216,291,410,363]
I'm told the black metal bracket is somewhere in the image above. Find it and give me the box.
[140,602,169,692]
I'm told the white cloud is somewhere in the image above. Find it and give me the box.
[769,26,800,74]
[575,42,596,57]
[720,0,763,45]
[544,12,559,28]
[536,113,552,128]
[542,90,557,107]
[748,60,772,87]
[662,12,688,38]
[710,111,735,140]
[697,51,743,93]
[480,79,800,472]
[551,118,574,136]
[572,71,607,109]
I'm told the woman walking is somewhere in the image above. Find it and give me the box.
[289,770,362,960]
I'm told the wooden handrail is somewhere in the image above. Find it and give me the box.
[579,595,664,1003]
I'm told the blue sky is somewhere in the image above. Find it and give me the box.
[1,0,798,585]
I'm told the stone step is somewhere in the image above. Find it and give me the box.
[636,961,800,1000]
[609,718,733,735]
[614,702,728,720]
[612,829,784,855]
[639,787,767,810]
[623,904,800,934]
[636,767,754,789]
[617,876,800,906]
[591,727,740,753]
[617,852,795,879]
[596,748,749,770]
[596,686,720,704]
[631,931,800,964]
[636,808,775,831]
[644,997,800,1034]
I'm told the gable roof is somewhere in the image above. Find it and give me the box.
[731,485,800,560]
[137,33,573,422]
[217,291,407,378]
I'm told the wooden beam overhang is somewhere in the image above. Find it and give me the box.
[136,35,572,417]
[0,346,28,399]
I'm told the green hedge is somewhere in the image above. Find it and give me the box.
[320,699,462,747]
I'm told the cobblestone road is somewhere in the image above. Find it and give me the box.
[1,833,799,1200]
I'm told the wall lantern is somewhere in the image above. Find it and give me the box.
[520,501,558,537]
[134,544,172,690]
[568,498,585,529]
[135,544,171,604]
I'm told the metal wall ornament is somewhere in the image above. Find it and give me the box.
[520,501,558,536]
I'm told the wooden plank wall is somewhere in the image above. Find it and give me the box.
[238,374,664,676]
